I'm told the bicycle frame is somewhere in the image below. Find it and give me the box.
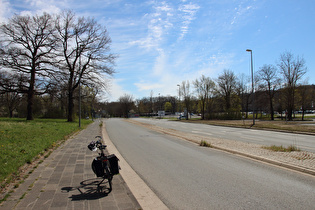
[88,136,113,193]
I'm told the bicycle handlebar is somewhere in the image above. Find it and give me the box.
[88,136,107,152]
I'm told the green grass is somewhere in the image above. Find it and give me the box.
[0,118,92,185]
[262,145,300,152]
[200,140,212,147]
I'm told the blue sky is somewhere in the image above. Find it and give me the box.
[1,0,315,101]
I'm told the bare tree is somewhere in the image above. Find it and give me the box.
[0,91,22,118]
[216,69,238,111]
[278,52,307,120]
[180,80,192,120]
[150,90,154,116]
[55,10,116,122]
[119,94,134,118]
[193,75,215,120]
[296,80,312,121]
[258,64,280,120]
[0,13,57,120]
[236,73,251,118]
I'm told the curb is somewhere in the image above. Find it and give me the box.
[211,145,315,176]
[101,120,169,210]
[129,119,315,177]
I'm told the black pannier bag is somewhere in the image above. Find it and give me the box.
[107,154,120,175]
[91,158,105,177]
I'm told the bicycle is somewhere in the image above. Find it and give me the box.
[87,136,119,193]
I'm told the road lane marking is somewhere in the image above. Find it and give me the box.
[191,130,213,136]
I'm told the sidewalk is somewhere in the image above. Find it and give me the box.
[1,121,141,210]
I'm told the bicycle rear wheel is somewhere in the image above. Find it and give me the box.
[104,164,113,192]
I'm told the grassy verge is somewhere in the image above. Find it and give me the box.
[180,119,315,134]
[0,118,92,186]
[262,145,300,152]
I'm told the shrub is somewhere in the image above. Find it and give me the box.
[200,140,212,147]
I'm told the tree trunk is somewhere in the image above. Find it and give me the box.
[67,89,74,122]
[201,98,205,120]
[9,110,13,118]
[287,108,293,121]
[27,69,36,120]
[67,70,75,122]
[225,94,231,111]
[270,97,274,120]
[287,88,294,121]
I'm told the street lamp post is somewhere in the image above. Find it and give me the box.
[246,49,255,125]
[78,49,82,128]
[158,93,161,119]
[177,84,180,113]
[79,80,81,128]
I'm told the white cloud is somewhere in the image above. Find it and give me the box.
[230,3,254,25]
[2,0,63,18]
[0,0,12,23]
[134,82,164,91]
[129,1,174,50]
[154,1,172,12]
[128,1,201,52]
[152,49,166,76]
[178,2,200,39]
[132,48,167,92]
[104,78,129,102]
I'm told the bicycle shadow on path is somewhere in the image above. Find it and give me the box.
[61,178,112,201]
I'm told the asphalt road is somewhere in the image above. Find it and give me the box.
[133,118,315,153]
[105,118,315,209]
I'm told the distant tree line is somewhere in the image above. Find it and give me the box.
[0,11,116,121]
[104,51,313,121]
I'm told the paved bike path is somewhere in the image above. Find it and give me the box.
[1,121,141,210]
